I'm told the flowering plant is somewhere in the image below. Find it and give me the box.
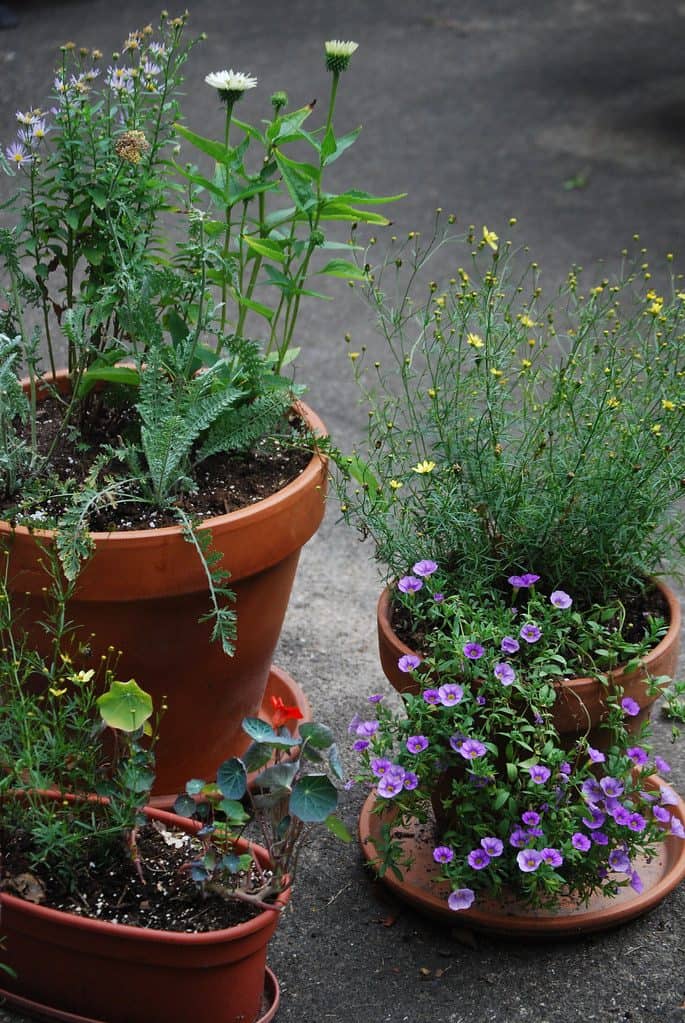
[352,568,683,912]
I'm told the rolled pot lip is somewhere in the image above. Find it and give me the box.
[2,375,327,544]
[377,576,681,683]
[0,804,289,944]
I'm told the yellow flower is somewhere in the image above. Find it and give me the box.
[427,388,437,398]
[606,396,621,409]
[677,292,685,301]
[490,367,503,377]
[482,226,499,251]
[348,351,360,361]
[413,460,436,475]
[49,687,67,698]
[520,359,532,369]
[651,423,662,435]
[662,399,676,411]
[389,479,403,490]
[434,295,446,308]
[467,332,484,349]
[520,314,536,328]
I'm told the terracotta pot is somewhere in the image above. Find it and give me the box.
[0,806,288,1023]
[0,372,327,794]
[377,580,681,743]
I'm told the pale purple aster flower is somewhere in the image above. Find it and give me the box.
[627,746,648,766]
[371,757,392,777]
[412,559,438,577]
[398,575,423,594]
[438,683,463,706]
[467,848,491,870]
[659,785,679,807]
[621,696,640,717]
[403,771,419,790]
[592,831,609,846]
[15,110,36,125]
[630,871,644,894]
[356,720,379,739]
[142,59,162,76]
[5,141,32,166]
[406,735,429,754]
[463,642,485,660]
[670,817,685,839]
[509,828,529,849]
[433,593,445,603]
[352,739,369,752]
[600,776,624,798]
[587,746,606,764]
[653,804,671,824]
[398,654,422,673]
[571,833,591,852]
[541,847,564,867]
[528,764,551,784]
[149,42,168,57]
[582,808,606,830]
[377,772,405,798]
[501,635,520,654]
[367,693,384,703]
[550,590,573,609]
[494,662,516,686]
[422,688,441,704]
[481,837,504,857]
[433,846,454,864]
[522,811,541,827]
[608,848,631,873]
[448,888,475,911]
[654,755,671,774]
[456,738,487,760]
[627,813,646,833]
[517,848,542,872]
[520,623,542,644]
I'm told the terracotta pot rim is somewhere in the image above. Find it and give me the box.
[0,805,288,945]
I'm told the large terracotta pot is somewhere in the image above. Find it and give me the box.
[1,372,327,794]
[0,806,288,1023]
[377,580,681,743]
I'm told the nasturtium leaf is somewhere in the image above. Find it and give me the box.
[216,758,247,800]
[253,762,298,791]
[217,798,250,824]
[299,722,334,750]
[327,744,345,781]
[241,742,273,773]
[185,778,206,796]
[241,717,299,748]
[173,794,197,818]
[325,815,352,842]
[289,775,338,823]
[96,679,153,733]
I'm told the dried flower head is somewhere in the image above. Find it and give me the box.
[115,130,150,164]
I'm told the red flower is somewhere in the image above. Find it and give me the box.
[271,695,303,729]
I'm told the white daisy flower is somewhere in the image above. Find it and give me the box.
[204,69,258,102]
[324,39,358,73]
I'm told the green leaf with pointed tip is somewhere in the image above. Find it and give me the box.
[323,127,361,166]
[289,775,338,822]
[253,761,299,791]
[317,201,391,225]
[299,722,334,750]
[96,679,153,733]
[243,236,289,262]
[242,717,300,748]
[174,123,232,165]
[316,258,368,281]
[216,758,247,800]
[327,744,345,781]
[325,814,352,842]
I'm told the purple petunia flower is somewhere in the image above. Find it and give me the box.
[660,785,679,807]
[463,642,485,661]
[653,805,671,824]
[433,592,445,603]
[367,693,384,704]
[608,848,631,873]
[528,764,551,784]
[509,828,529,849]
[438,683,464,706]
[587,746,606,764]
[572,833,591,852]
[521,811,541,827]
[476,695,487,706]
[455,738,487,760]
[494,662,516,686]
[433,846,454,864]
[398,654,422,673]
[559,762,572,777]
[582,808,606,830]
[406,735,429,754]
[541,847,564,868]
[591,831,609,846]
[377,772,405,798]
[654,755,671,775]
[508,573,540,589]
[630,871,644,894]
[550,590,573,609]
[627,746,649,766]
[600,776,624,798]
[481,837,504,857]
[403,771,419,790]
[422,688,441,705]
[356,720,379,739]
[611,805,632,826]
[627,813,647,833]
[520,623,542,644]
[517,848,542,872]
[467,848,491,870]
[501,635,520,655]
[398,575,423,594]
[412,559,438,578]
[352,740,369,752]
[670,817,685,839]
[371,757,393,776]
[581,777,602,803]
[621,696,640,717]
[448,888,475,911]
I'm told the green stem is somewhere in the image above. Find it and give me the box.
[220,100,235,336]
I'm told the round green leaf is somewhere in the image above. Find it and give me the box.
[96,679,153,733]
[299,722,334,750]
[216,758,247,800]
[289,774,338,823]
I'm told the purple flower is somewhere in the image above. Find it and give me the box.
[422,688,441,705]
[541,847,564,868]
[501,635,520,654]
[550,590,573,609]
[494,662,516,686]
[621,696,640,718]
[517,849,542,872]
[571,833,591,852]
[398,654,422,673]
[608,848,631,873]
[559,762,572,776]
[509,828,529,849]
[582,808,606,830]
[412,559,438,577]
[653,805,671,824]
[455,738,487,760]
[371,758,393,777]
[398,575,423,594]
[352,740,369,751]
[611,805,632,826]
[627,813,646,833]
[592,831,609,846]
[377,772,405,798]
[448,888,475,911]
[406,735,429,754]
[526,826,544,838]
[367,693,384,704]
[508,573,540,589]
[463,642,485,661]
[581,777,602,803]
[630,871,644,894]
[655,755,671,775]
[520,623,542,644]
[670,817,685,839]
[356,720,379,739]
[627,746,648,766]
[467,848,491,870]
[476,695,487,706]
[438,683,464,706]
[521,811,541,827]
[433,846,454,864]
[481,837,504,857]
[528,764,551,784]
[587,746,606,764]
[433,593,445,603]
[660,785,679,807]
[403,771,419,790]
[600,776,624,799]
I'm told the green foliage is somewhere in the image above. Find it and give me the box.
[336,215,685,608]
[0,334,31,497]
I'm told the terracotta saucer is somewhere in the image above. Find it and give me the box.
[358,776,685,939]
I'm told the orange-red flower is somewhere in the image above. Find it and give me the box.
[271,695,303,729]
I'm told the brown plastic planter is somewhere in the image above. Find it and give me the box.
[1,372,327,793]
[0,806,289,1023]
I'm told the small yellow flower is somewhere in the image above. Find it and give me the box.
[520,314,536,328]
[490,367,503,377]
[651,423,662,435]
[49,687,68,698]
[413,460,436,475]
[467,332,484,349]
[590,285,605,296]
[389,479,403,490]
[348,351,360,361]
[606,396,621,409]
[482,226,499,251]
[676,292,685,301]
[434,295,446,308]
[661,399,676,411]
[427,388,437,398]
[520,359,532,369]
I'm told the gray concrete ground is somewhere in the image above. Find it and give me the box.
[1,1,685,1021]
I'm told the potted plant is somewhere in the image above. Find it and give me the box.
[0,566,348,1022]
[0,18,401,794]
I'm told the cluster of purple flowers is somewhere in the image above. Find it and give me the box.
[5,109,51,169]
[369,757,419,798]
